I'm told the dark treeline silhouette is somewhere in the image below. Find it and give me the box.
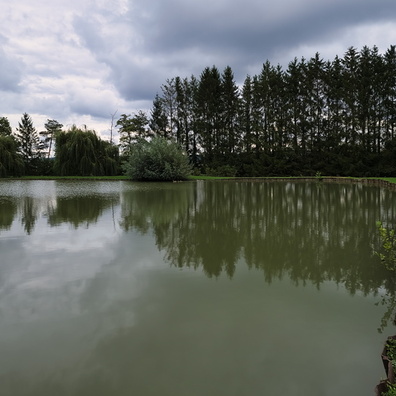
[151,45,396,176]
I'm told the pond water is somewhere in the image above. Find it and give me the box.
[0,179,395,395]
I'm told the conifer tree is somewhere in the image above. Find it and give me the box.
[221,66,240,157]
[150,93,168,137]
[0,117,12,137]
[40,119,63,158]
[15,113,43,174]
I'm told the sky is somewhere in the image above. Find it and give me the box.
[1,0,396,141]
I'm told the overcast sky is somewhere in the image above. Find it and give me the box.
[1,0,396,139]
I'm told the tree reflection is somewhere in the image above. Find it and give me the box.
[20,196,38,235]
[48,195,118,228]
[120,181,396,294]
[0,198,16,230]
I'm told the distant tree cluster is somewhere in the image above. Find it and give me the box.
[0,114,120,177]
[151,45,396,176]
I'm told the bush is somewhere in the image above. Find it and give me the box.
[123,137,191,181]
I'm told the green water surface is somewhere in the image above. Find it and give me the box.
[0,180,394,395]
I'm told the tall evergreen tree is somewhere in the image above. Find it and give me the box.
[285,58,308,156]
[195,66,223,165]
[240,75,253,154]
[305,53,326,169]
[383,45,396,141]
[150,93,168,137]
[0,117,12,137]
[15,113,43,175]
[342,47,360,148]
[221,66,240,157]
[161,78,177,139]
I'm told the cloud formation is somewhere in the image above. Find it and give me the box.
[1,0,396,135]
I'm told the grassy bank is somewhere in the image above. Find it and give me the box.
[4,175,131,181]
[2,175,396,184]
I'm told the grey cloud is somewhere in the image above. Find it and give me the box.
[73,15,106,53]
[73,0,396,103]
[0,44,22,92]
[127,0,396,64]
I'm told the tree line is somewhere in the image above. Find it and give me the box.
[150,45,396,177]
[0,114,119,177]
[1,44,396,177]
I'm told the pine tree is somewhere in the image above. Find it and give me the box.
[305,53,326,170]
[342,47,360,148]
[161,78,177,139]
[195,66,223,166]
[0,117,12,137]
[150,93,168,137]
[15,113,43,174]
[40,119,63,158]
[221,66,240,158]
[240,75,253,154]
[383,46,396,141]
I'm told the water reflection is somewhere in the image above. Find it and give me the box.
[48,195,118,229]
[0,197,16,230]
[119,181,394,294]
[0,180,395,395]
[1,180,394,296]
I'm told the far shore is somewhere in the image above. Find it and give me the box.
[1,175,396,187]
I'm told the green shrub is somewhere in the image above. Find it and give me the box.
[123,137,191,181]
[375,221,396,271]
[382,382,396,396]
[206,165,237,177]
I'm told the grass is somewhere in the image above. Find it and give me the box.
[5,175,130,181]
[382,178,396,184]
[2,175,396,184]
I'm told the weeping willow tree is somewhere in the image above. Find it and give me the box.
[54,125,119,176]
[0,136,25,177]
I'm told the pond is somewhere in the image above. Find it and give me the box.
[0,179,394,395]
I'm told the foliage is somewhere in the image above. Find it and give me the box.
[205,164,237,177]
[386,338,396,362]
[375,221,396,271]
[0,135,25,177]
[54,125,119,176]
[374,221,396,333]
[151,45,396,177]
[15,113,43,175]
[116,111,151,155]
[382,382,396,396]
[123,137,191,181]
[40,119,63,158]
[0,117,12,137]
